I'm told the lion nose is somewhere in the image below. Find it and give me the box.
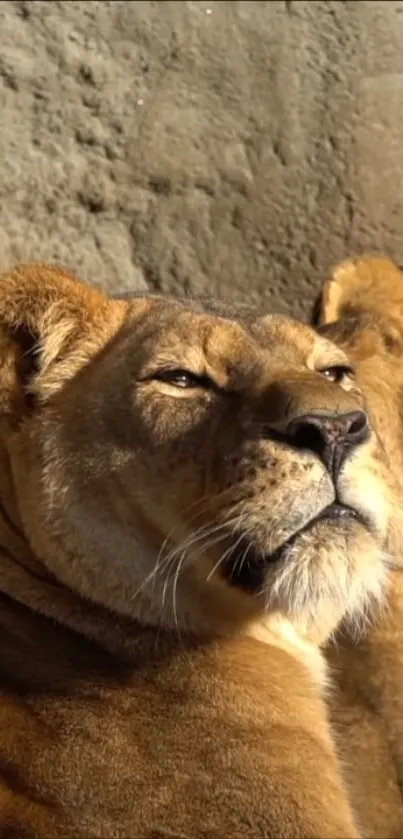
[286,410,369,477]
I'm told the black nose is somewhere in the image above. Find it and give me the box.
[286,410,369,477]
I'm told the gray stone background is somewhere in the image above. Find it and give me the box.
[1,0,403,320]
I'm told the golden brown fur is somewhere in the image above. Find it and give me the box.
[318,255,403,837]
[0,262,401,837]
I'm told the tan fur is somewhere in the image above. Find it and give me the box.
[0,262,400,837]
[319,254,403,837]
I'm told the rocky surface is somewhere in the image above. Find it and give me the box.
[1,0,403,319]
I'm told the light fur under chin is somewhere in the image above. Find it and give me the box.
[245,616,329,690]
[266,531,389,642]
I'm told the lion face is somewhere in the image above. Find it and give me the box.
[0,270,391,646]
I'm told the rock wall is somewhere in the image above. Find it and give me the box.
[1,0,403,319]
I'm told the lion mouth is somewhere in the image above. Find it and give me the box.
[220,503,366,593]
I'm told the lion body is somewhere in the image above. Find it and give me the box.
[0,259,402,836]
[0,591,355,839]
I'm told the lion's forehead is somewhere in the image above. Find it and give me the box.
[124,302,339,377]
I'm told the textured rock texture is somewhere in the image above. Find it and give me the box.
[1,0,403,318]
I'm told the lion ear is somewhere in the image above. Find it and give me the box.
[0,262,125,419]
[318,254,403,326]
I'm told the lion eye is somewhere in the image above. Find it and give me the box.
[319,364,355,384]
[153,369,213,389]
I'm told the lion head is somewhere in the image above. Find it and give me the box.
[0,263,398,645]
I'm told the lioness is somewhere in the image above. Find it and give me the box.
[0,262,400,837]
[318,255,403,838]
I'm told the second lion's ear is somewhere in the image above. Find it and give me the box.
[318,254,403,326]
[0,262,125,421]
